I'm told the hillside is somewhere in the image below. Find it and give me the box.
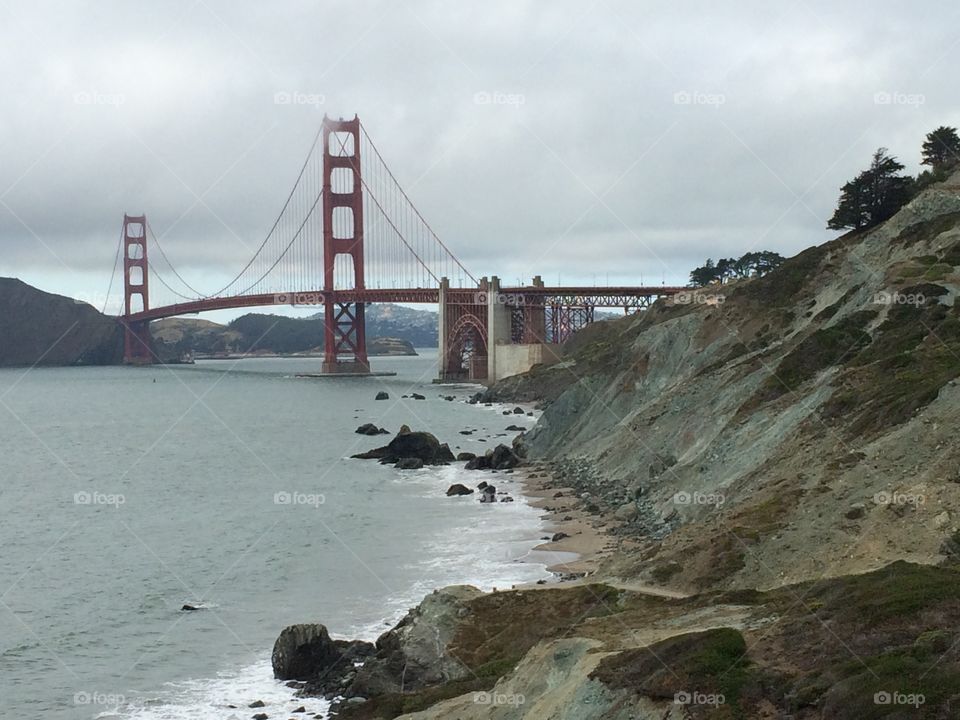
[0,278,122,367]
[299,170,960,720]
[152,304,436,358]
[494,168,960,593]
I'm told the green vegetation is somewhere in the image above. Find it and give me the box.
[592,628,759,716]
[756,310,876,403]
[732,244,830,307]
[828,148,914,231]
[823,284,960,437]
[689,251,785,287]
[828,126,960,231]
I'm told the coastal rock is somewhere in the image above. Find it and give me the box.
[505,424,525,432]
[446,483,474,496]
[513,407,525,414]
[489,444,521,469]
[271,624,341,681]
[351,426,453,466]
[397,457,425,470]
[411,393,426,400]
[463,444,521,471]
[456,452,476,461]
[480,486,497,503]
[464,455,490,470]
[375,391,389,400]
[355,423,389,436]
[346,585,483,698]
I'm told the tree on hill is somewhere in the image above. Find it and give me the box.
[828,148,914,231]
[689,251,785,286]
[921,126,960,173]
[689,259,718,286]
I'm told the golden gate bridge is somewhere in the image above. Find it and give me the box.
[111,116,682,383]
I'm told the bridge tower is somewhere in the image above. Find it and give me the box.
[122,214,154,364]
[321,116,369,374]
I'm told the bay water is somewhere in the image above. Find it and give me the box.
[0,352,558,719]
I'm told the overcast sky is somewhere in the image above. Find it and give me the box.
[1,0,957,321]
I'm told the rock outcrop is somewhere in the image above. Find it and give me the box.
[352,426,456,467]
[485,170,960,592]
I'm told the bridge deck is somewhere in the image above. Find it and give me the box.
[124,286,685,323]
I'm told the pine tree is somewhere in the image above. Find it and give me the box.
[828,149,913,231]
[921,126,960,172]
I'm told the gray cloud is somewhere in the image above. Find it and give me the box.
[1,0,957,316]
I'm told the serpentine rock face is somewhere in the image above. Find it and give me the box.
[493,170,960,592]
[346,585,483,698]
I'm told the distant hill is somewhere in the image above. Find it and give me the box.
[150,304,437,357]
[0,278,123,367]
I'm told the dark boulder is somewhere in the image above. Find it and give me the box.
[446,484,474,496]
[411,393,426,400]
[456,452,476,461]
[477,481,488,491]
[505,425,524,432]
[397,457,425,470]
[352,426,452,466]
[500,496,514,503]
[375,391,389,400]
[513,407,525,414]
[272,624,342,681]
[355,423,388,436]
[465,455,491,470]
[437,444,456,462]
[489,444,521,470]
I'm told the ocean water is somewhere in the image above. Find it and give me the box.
[0,352,557,719]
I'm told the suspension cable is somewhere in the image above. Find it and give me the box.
[101,223,124,314]
[360,123,476,283]
[146,220,205,297]
[201,124,325,298]
[237,190,324,296]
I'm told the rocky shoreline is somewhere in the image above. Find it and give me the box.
[257,392,632,719]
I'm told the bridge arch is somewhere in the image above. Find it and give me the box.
[445,312,488,381]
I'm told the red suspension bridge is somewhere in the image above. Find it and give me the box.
[113,116,682,383]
